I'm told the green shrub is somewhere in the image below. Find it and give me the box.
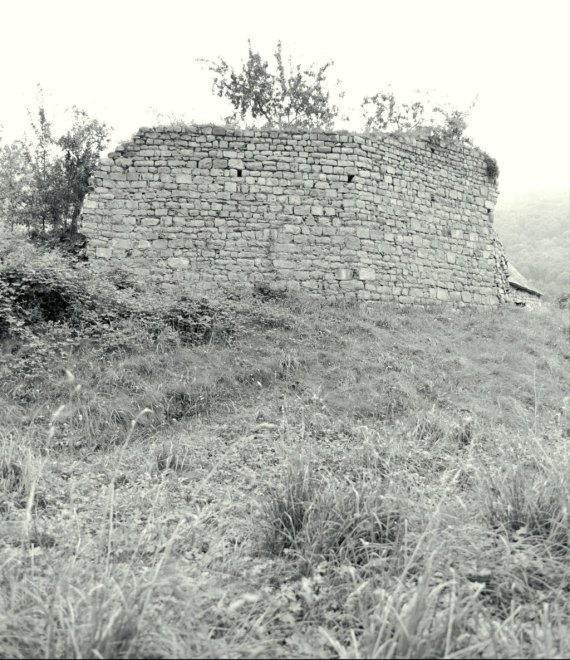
[483,153,500,183]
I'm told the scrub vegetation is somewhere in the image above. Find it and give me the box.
[1,235,569,658]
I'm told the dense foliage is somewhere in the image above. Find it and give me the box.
[494,188,570,299]
[0,94,109,234]
[0,234,295,381]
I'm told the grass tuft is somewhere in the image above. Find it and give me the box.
[264,460,405,569]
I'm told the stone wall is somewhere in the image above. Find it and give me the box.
[81,125,511,306]
[509,285,542,308]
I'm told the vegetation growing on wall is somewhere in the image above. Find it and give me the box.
[199,40,342,130]
[483,153,500,184]
[200,40,474,141]
[361,88,474,141]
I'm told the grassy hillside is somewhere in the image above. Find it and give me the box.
[494,188,570,299]
[1,236,569,659]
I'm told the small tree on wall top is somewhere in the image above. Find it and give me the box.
[361,88,475,141]
[361,90,426,133]
[200,41,342,130]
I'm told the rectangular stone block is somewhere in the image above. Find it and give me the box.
[167,257,189,269]
[339,279,364,289]
[111,238,134,249]
[274,259,297,269]
[334,268,353,281]
[358,268,375,280]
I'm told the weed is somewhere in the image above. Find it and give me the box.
[479,459,570,555]
[154,440,193,473]
[263,460,404,569]
[263,459,315,556]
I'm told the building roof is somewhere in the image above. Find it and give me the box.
[508,263,542,297]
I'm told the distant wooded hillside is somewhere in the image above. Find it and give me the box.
[494,188,570,300]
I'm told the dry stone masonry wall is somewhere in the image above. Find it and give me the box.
[82,125,511,306]
[510,286,542,309]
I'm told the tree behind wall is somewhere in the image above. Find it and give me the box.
[57,108,109,233]
[23,106,65,232]
[0,139,30,231]
[0,98,109,234]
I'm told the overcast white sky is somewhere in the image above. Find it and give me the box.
[1,0,568,196]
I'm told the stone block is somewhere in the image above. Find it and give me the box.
[358,268,375,280]
[167,257,189,269]
[339,279,364,289]
[111,238,134,249]
[274,259,297,269]
[334,268,353,281]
